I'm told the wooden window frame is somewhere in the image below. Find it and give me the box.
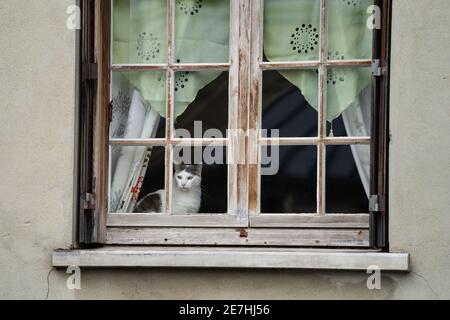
[77,0,391,249]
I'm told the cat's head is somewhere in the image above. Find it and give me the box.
[173,164,202,192]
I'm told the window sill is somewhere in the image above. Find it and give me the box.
[52,247,409,271]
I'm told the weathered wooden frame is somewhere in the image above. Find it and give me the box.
[248,0,376,229]
[82,0,390,248]
[106,0,249,229]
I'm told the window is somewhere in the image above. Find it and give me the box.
[78,0,390,249]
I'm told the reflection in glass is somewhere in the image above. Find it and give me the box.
[261,146,317,213]
[326,145,370,213]
[174,71,228,138]
[112,0,167,64]
[110,146,165,213]
[175,0,230,63]
[262,70,318,137]
[111,72,166,140]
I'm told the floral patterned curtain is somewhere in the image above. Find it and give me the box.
[113,0,373,121]
[264,0,373,121]
[113,0,229,119]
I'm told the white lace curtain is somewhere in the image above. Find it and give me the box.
[110,73,160,213]
[342,85,372,197]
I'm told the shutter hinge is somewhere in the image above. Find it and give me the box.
[372,59,382,77]
[369,194,386,213]
[82,62,98,81]
[82,193,96,210]
[108,100,113,122]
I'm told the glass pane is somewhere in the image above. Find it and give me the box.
[326,145,370,213]
[174,71,228,138]
[110,146,165,213]
[264,0,321,62]
[172,146,227,214]
[262,70,318,138]
[326,67,372,137]
[111,72,166,139]
[328,0,374,60]
[175,0,230,63]
[261,146,317,213]
[112,0,167,64]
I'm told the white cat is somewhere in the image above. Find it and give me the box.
[134,164,202,214]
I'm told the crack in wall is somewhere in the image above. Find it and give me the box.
[45,267,55,300]
[411,271,440,300]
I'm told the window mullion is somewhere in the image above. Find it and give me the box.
[165,0,175,215]
[228,0,250,220]
[317,0,329,216]
[248,0,263,217]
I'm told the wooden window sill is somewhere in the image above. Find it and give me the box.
[52,247,409,271]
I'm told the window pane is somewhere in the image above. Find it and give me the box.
[112,0,167,64]
[326,145,370,213]
[172,146,227,214]
[111,72,166,140]
[328,0,374,60]
[175,0,230,63]
[262,70,318,138]
[264,0,321,62]
[261,146,317,213]
[110,146,165,213]
[326,67,372,137]
[174,71,228,138]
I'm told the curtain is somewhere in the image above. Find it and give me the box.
[113,0,372,121]
[110,73,161,213]
[113,0,229,119]
[111,0,374,208]
[342,85,372,197]
[264,0,373,121]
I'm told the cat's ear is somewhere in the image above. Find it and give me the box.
[194,164,203,175]
[173,159,182,172]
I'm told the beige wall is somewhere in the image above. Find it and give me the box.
[0,0,449,299]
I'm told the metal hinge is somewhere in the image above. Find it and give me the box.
[369,194,386,213]
[82,62,98,81]
[108,100,113,122]
[372,59,382,77]
[82,193,96,210]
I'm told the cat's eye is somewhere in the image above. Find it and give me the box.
[188,176,193,180]
[177,176,182,179]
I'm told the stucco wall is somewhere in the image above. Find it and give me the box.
[0,0,449,299]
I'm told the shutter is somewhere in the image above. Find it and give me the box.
[78,0,110,245]
[370,0,391,249]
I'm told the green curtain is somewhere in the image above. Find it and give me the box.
[264,0,373,121]
[113,0,229,119]
[113,0,373,121]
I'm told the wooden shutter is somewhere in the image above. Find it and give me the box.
[370,0,392,249]
[78,0,110,245]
